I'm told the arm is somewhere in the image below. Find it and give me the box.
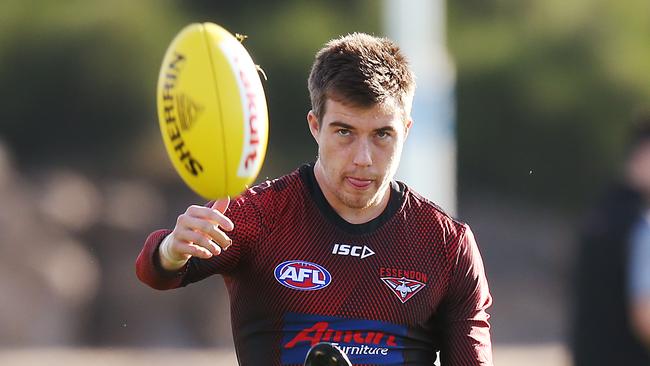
[136,195,264,290]
[135,228,183,290]
[440,225,493,366]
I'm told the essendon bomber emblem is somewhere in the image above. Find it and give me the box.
[380,277,426,303]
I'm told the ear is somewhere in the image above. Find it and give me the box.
[307,110,321,141]
[404,118,413,138]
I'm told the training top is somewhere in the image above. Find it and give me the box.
[136,164,493,366]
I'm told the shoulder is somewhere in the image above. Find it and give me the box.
[398,182,470,241]
[222,167,307,243]
[230,166,307,216]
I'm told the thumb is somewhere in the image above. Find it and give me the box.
[211,196,230,213]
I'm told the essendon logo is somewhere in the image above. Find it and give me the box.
[274,261,331,291]
[380,277,426,303]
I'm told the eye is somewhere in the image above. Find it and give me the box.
[376,130,391,139]
[337,129,351,136]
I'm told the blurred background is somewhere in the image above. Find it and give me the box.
[1,0,650,364]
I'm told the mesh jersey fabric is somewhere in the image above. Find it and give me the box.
[136,164,493,365]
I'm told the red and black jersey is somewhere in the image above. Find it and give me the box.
[136,164,493,365]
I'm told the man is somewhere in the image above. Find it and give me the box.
[572,117,650,365]
[137,33,493,365]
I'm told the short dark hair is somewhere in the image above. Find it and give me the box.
[307,33,415,123]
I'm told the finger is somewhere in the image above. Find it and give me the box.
[174,230,222,256]
[177,216,233,251]
[186,205,234,231]
[211,196,230,213]
[178,215,221,239]
[187,243,215,259]
[178,214,230,245]
[205,226,233,251]
[169,239,213,259]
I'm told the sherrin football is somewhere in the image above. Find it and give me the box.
[157,23,268,199]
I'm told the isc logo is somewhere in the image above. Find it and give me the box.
[274,261,332,291]
[332,243,375,259]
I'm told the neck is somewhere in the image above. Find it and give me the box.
[313,161,391,224]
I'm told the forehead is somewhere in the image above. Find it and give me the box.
[322,98,403,129]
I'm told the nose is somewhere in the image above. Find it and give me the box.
[352,138,372,167]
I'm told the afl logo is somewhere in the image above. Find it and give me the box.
[274,260,332,291]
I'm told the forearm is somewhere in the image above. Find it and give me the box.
[135,229,187,290]
[441,225,494,365]
[442,317,493,365]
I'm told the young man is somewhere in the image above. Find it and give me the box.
[137,33,493,365]
[572,117,650,365]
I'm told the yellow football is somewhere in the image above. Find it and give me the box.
[156,23,268,199]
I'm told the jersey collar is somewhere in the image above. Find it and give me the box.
[299,163,406,235]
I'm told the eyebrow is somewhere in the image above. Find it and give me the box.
[328,121,355,130]
[328,121,397,133]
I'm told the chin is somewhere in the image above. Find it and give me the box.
[338,190,378,210]
[342,198,372,210]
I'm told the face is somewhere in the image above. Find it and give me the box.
[628,140,650,201]
[307,98,412,212]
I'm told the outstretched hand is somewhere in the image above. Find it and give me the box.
[159,197,233,270]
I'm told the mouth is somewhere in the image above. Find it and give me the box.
[345,176,373,189]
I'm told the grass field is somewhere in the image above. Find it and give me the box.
[0,344,569,365]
